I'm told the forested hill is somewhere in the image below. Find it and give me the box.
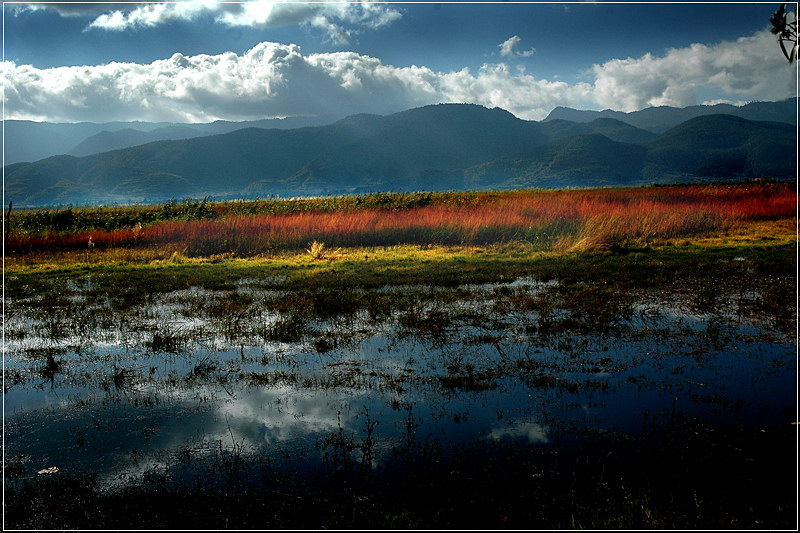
[5,102,796,206]
[545,98,797,132]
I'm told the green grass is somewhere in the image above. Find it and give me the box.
[6,242,795,332]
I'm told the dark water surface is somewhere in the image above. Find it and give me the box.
[5,276,794,497]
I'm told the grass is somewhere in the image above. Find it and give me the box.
[6,183,794,256]
[6,234,795,299]
[5,184,794,294]
[6,240,795,349]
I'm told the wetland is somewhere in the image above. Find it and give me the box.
[3,186,797,529]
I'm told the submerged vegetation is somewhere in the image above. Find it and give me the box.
[3,183,796,529]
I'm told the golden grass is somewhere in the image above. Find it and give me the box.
[4,217,794,279]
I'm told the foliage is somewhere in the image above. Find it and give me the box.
[770,3,798,63]
[11,197,216,235]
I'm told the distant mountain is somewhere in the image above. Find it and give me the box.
[539,118,656,144]
[199,115,334,135]
[545,98,797,133]
[287,104,548,193]
[68,126,206,157]
[4,104,797,206]
[465,135,648,189]
[467,114,796,189]
[5,104,549,205]
[7,99,794,166]
[2,114,339,164]
[642,114,796,180]
[4,121,110,165]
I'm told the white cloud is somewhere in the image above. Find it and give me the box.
[591,30,796,111]
[64,0,401,44]
[3,29,796,124]
[701,99,747,107]
[438,63,592,120]
[487,421,549,443]
[498,35,535,58]
[88,2,211,30]
[16,3,133,17]
[2,42,592,123]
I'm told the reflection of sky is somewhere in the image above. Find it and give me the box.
[5,384,355,485]
[4,283,796,489]
[5,372,554,485]
[217,385,363,444]
[487,421,549,444]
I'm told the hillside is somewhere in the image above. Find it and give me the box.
[4,103,797,206]
[643,115,797,180]
[545,98,797,132]
[538,118,656,144]
[68,126,206,157]
[465,135,648,189]
[6,104,549,205]
[2,114,338,165]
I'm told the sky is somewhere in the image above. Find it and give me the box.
[2,1,798,123]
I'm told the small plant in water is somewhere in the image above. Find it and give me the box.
[307,240,325,260]
[39,353,62,382]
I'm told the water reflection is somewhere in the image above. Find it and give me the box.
[4,279,794,488]
[487,421,550,444]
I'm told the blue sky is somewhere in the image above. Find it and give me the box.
[3,1,797,123]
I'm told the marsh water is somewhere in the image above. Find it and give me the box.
[4,273,795,499]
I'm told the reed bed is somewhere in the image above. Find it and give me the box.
[7,184,794,256]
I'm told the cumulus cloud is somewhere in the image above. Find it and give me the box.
[2,42,592,123]
[591,29,795,111]
[21,0,402,44]
[3,29,796,124]
[701,99,747,106]
[438,63,591,119]
[17,3,134,18]
[498,35,535,58]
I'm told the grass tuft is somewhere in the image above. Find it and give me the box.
[307,240,326,260]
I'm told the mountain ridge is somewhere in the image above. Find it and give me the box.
[2,114,341,165]
[545,98,797,132]
[4,102,796,207]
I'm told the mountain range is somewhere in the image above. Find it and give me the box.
[544,98,798,132]
[3,114,337,165]
[4,100,796,207]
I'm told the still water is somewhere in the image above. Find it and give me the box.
[4,279,794,489]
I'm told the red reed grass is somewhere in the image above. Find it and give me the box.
[8,184,795,255]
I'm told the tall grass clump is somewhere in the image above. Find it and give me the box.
[307,240,326,260]
[9,197,216,236]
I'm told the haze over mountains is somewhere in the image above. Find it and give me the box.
[4,99,796,207]
[4,115,336,165]
[544,98,798,132]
